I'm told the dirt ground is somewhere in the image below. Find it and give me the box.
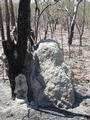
[0,26,90,120]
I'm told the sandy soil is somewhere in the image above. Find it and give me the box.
[0,26,90,120]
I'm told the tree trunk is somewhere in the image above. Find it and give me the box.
[79,0,86,46]
[17,0,30,71]
[1,0,30,99]
[61,25,63,50]
[0,1,5,42]
[44,22,48,40]
[4,0,11,43]
[68,0,83,45]
[9,0,15,28]
[80,34,82,46]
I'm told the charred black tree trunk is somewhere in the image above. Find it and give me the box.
[17,0,30,72]
[1,0,30,99]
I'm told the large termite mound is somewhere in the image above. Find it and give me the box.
[16,39,75,108]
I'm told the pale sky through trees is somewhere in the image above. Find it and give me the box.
[12,0,90,2]
[1,0,90,2]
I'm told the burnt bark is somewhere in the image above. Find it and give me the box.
[17,0,30,72]
[1,0,30,99]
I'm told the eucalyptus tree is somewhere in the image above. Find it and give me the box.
[76,0,86,46]
[67,0,83,46]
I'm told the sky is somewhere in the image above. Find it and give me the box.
[12,0,90,2]
[1,0,90,2]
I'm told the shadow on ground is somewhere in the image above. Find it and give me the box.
[25,91,90,119]
[36,106,90,119]
[73,91,90,108]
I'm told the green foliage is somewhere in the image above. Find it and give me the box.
[1,0,90,26]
